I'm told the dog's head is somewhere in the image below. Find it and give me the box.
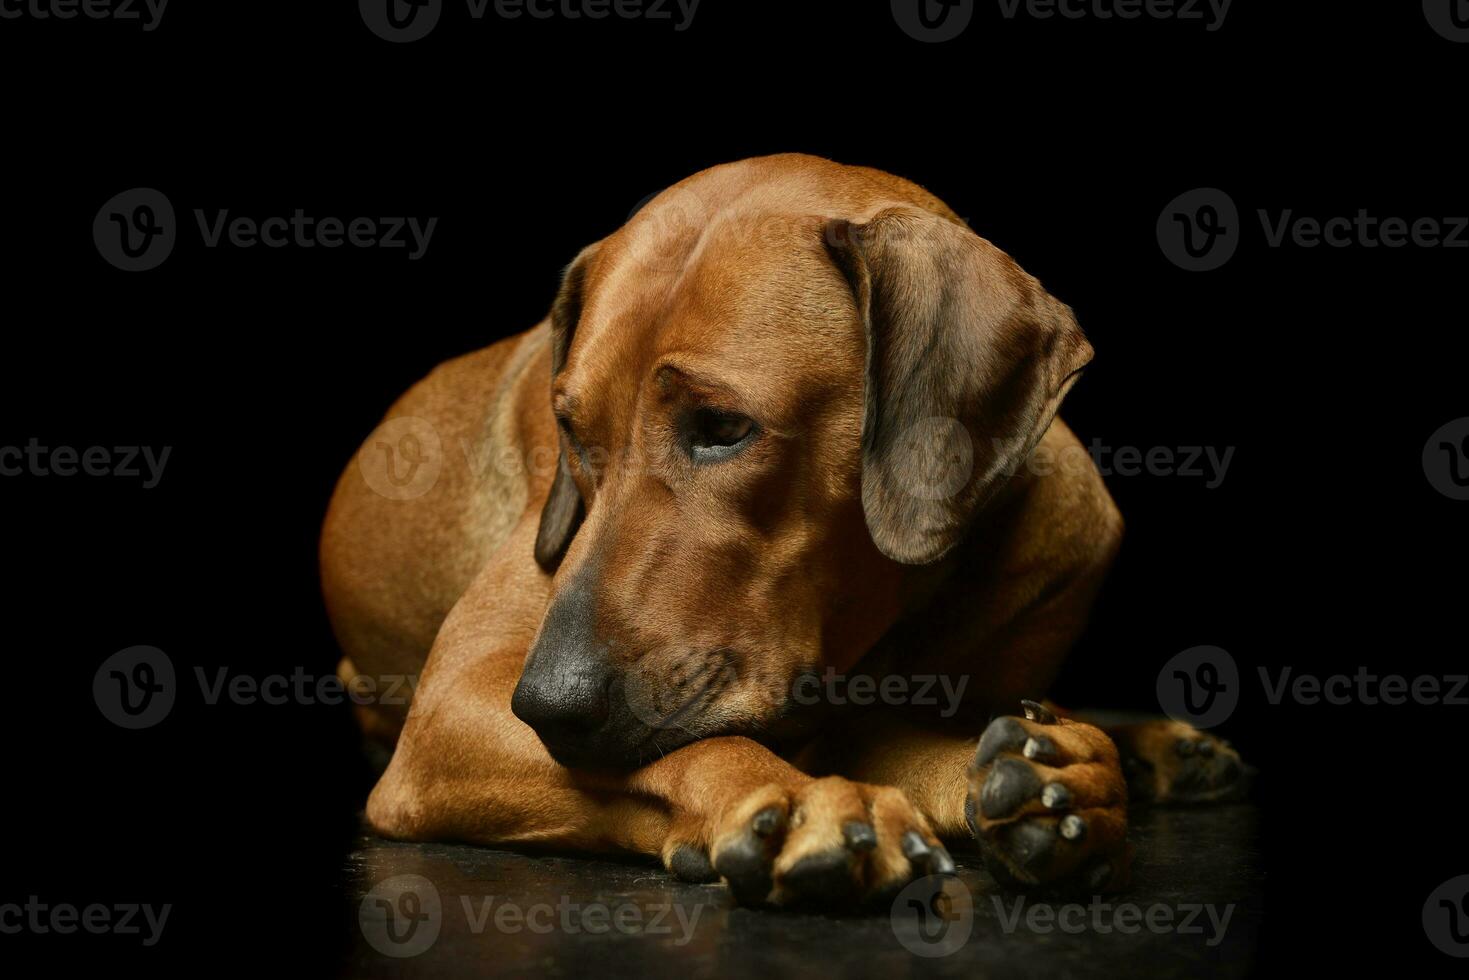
[510,155,1092,767]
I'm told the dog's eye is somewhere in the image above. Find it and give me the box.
[685,408,756,462]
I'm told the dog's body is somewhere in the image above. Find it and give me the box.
[322,155,1243,904]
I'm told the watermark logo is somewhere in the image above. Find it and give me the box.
[360,874,443,958]
[1157,188,1239,271]
[890,875,973,957]
[1424,875,1469,957]
[1423,418,1469,501]
[623,185,711,275]
[359,416,445,501]
[897,417,974,500]
[94,188,176,272]
[1157,645,1238,728]
[93,645,176,729]
[1423,0,1469,42]
[892,0,974,42]
[360,0,443,42]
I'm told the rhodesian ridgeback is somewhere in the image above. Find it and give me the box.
[321,154,1245,906]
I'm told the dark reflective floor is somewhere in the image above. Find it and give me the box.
[344,804,1261,979]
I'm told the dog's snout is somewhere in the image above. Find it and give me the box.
[511,650,612,749]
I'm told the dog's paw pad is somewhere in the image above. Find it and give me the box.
[980,757,1043,819]
[968,708,1129,892]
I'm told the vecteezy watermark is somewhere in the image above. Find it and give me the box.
[359,874,707,958]
[1259,667,1469,708]
[356,411,1238,509]
[0,0,168,30]
[93,188,176,272]
[1157,645,1239,729]
[1025,437,1235,488]
[1156,188,1239,272]
[1424,875,1469,958]
[1423,0,1469,43]
[791,669,970,719]
[93,646,422,729]
[993,895,1235,947]
[890,0,976,43]
[617,653,976,732]
[359,416,447,501]
[359,0,700,42]
[94,188,437,271]
[995,0,1231,30]
[194,666,420,708]
[0,439,171,488]
[1158,645,1469,727]
[891,0,1229,42]
[1159,187,1469,271]
[93,646,176,729]
[360,875,442,958]
[889,876,974,957]
[0,897,171,946]
[1424,417,1469,501]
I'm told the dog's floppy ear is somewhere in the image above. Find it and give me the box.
[534,243,599,572]
[826,208,1093,565]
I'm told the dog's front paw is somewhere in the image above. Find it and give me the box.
[672,776,955,908]
[1110,719,1248,804]
[967,702,1131,892]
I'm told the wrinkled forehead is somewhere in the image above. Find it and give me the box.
[560,209,863,423]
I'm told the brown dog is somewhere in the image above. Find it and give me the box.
[321,154,1244,906]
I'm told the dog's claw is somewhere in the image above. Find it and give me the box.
[900,829,930,862]
[1020,699,1058,725]
[975,716,1029,767]
[843,820,877,852]
[1059,814,1086,841]
[928,844,957,876]
[1022,735,1058,763]
[751,806,782,837]
[1041,782,1071,810]
[714,834,774,906]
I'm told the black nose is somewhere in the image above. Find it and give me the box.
[511,648,612,753]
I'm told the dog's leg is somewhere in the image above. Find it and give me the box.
[366,518,955,907]
[1091,717,1247,805]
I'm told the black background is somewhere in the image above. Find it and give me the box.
[1,0,1464,974]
